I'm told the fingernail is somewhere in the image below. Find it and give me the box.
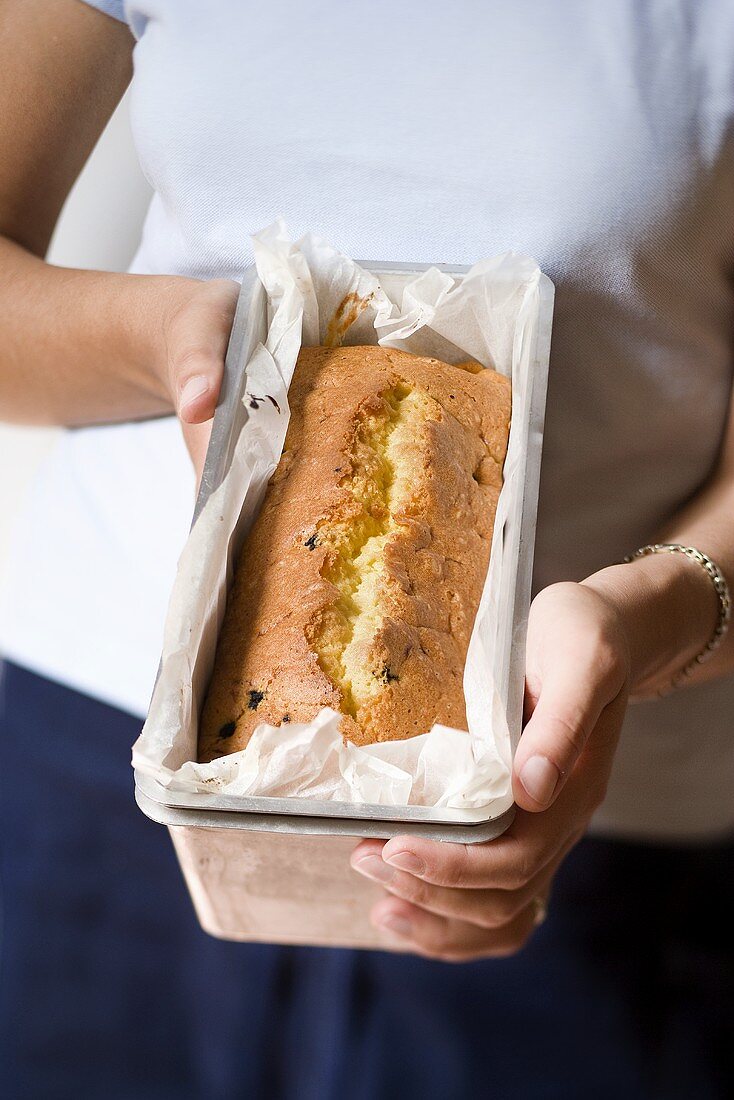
[179,375,209,410]
[354,855,395,883]
[385,851,425,876]
[378,914,413,938]
[519,755,560,805]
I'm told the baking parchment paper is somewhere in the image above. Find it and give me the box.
[132,221,546,813]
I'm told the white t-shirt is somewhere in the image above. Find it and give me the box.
[2,0,733,840]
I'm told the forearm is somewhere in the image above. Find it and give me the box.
[583,465,734,696]
[0,235,187,426]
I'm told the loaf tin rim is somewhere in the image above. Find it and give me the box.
[136,259,554,839]
[135,783,517,844]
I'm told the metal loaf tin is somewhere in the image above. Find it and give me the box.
[136,261,554,948]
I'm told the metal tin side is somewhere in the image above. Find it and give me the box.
[504,272,555,755]
[167,823,399,949]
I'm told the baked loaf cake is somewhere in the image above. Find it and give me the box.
[199,345,511,760]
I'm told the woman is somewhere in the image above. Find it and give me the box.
[1,1,732,1097]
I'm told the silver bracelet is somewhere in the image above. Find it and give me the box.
[623,543,731,692]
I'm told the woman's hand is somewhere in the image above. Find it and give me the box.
[351,582,631,962]
[157,276,239,484]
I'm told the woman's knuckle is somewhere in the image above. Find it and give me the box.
[422,940,450,962]
[527,850,546,880]
[590,626,627,691]
[496,864,521,890]
[393,875,428,905]
[479,893,519,929]
[505,851,539,890]
[172,344,213,372]
[439,854,469,889]
[547,711,587,762]
[427,923,459,959]
[471,896,504,929]
[473,907,497,930]
[475,909,503,931]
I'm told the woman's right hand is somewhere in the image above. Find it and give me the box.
[155,276,239,484]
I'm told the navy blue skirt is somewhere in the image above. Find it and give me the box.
[1,659,732,1100]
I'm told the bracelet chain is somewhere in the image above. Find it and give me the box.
[623,543,731,694]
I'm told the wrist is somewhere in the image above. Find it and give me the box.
[581,551,719,698]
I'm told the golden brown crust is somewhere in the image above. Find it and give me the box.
[198,345,511,762]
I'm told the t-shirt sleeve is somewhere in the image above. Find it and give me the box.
[77,0,127,23]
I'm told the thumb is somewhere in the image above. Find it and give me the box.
[513,586,629,811]
[166,278,239,425]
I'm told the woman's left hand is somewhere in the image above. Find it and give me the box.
[351,581,631,961]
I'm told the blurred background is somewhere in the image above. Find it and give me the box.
[0,93,151,590]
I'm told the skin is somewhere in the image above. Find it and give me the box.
[2,0,733,963]
[0,0,237,451]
